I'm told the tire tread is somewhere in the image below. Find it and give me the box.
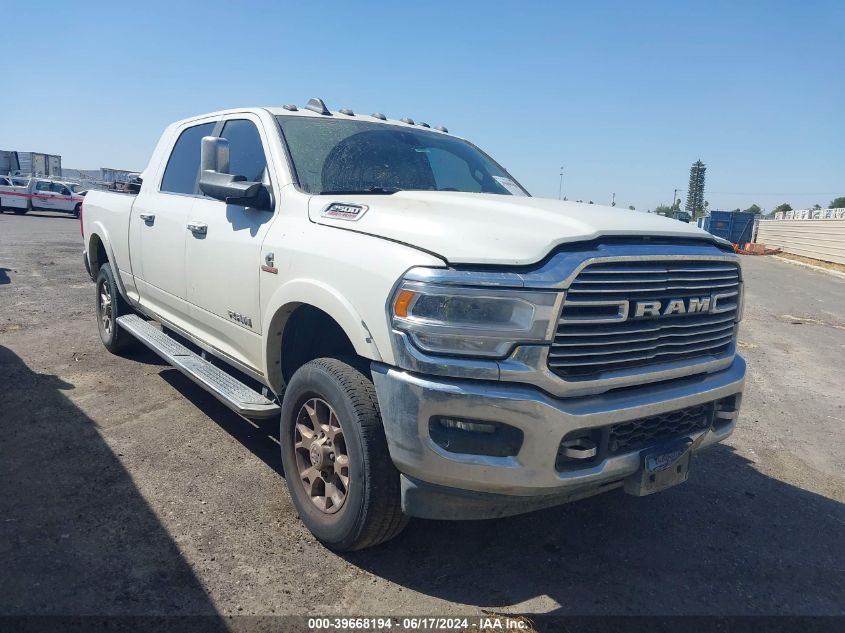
[96,263,135,354]
[311,357,408,550]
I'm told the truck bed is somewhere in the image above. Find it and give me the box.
[82,189,137,282]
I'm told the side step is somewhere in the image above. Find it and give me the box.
[116,314,280,419]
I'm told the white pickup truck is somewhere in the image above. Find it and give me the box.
[0,176,86,216]
[81,99,746,550]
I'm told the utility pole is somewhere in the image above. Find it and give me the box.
[558,166,564,200]
[611,192,616,207]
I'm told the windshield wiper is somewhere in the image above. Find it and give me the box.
[319,186,402,195]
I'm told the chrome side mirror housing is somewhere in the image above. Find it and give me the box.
[198,136,270,209]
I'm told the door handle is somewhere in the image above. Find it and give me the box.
[187,222,208,235]
[138,212,155,224]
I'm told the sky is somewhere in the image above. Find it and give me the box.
[1,0,842,212]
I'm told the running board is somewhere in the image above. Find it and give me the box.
[116,314,280,419]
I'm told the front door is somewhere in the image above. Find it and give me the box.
[31,180,56,210]
[185,115,277,370]
[132,120,216,329]
[50,183,75,212]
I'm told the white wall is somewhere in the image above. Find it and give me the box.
[757,219,845,265]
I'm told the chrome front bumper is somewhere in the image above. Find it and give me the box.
[371,356,745,519]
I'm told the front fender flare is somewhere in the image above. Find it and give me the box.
[262,278,383,392]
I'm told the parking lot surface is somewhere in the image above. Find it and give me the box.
[1,211,843,616]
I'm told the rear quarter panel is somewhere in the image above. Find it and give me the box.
[83,190,136,292]
[0,181,32,210]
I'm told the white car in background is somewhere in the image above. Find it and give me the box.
[0,177,86,217]
[0,176,33,213]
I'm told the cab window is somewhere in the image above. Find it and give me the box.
[161,122,215,195]
[219,119,268,182]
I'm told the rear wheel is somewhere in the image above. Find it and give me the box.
[95,263,135,353]
[280,357,407,551]
[12,208,28,215]
[73,204,81,219]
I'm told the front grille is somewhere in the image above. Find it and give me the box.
[549,259,739,378]
[608,403,712,454]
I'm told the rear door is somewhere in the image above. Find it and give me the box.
[31,180,55,209]
[184,115,277,369]
[132,119,216,328]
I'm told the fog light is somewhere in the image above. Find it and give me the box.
[429,416,523,457]
[439,418,496,434]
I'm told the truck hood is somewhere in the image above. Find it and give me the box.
[308,191,720,266]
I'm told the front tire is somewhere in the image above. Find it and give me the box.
[280,358,407,551]
[95,263,135,353]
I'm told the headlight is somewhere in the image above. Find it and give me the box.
[390,280,561,358]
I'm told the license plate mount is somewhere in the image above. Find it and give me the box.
[624,439,693,497]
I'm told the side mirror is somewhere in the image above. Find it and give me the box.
[198,136,270,209]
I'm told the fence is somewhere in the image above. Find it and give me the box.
[756,219,845,265]
[775,207,845,220]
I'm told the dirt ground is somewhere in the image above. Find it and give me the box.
[1,210,843,617]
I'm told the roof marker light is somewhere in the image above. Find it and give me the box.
[372,112,387,120]
[418,122,430,128]
[283,104,298,111]
[305,97,330,115]
[400,117,415,125]
[339,108,355,116]
[435,126,449,133]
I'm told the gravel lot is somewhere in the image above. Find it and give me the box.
[1,210,843,617]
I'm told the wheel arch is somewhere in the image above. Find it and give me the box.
[263,279,383,393]
[86,226,130,301]
[87,232,110,277]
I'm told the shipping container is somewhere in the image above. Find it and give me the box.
[100,167,135,184]
[2,151,62,177]
[0,150,13,174]
[706,211,758,245]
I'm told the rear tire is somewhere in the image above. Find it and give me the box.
[280,357,407,551]
[73,204,81,219]
[12,208,28,215]
[95,263,135,354]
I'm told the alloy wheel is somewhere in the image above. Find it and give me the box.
[293,397,350,514]
[99,281,113,336]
